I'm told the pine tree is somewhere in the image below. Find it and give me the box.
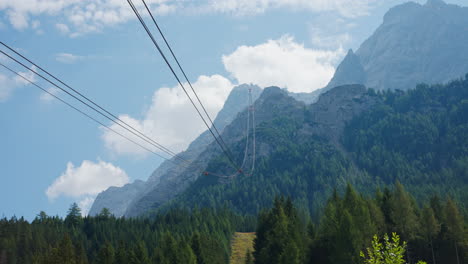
[98,208,112,219]
[254,197,305,264]
[444,198,464,264]
[389,182,419,241]
[131,241,150,264]
[421,206,440,264]
[45,234,76,264]
[191,232,204,264]
[115,241,128,264]
[96,242,115,264]
[65,203,82,228]
[178,241,197,264]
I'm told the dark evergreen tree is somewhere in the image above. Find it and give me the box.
[444,198,464,264]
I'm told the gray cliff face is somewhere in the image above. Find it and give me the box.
[325,50,366,91]
[302,85,379,146]
[88,180,145,217]
[89,84,262,217]
[327,0,468,91]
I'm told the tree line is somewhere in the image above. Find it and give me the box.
[254,183,467,264]
[0,205,254,264]
[1,182,466,264]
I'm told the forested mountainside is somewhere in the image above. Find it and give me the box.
[162,74,468,218]
[325,0,468,92]
[1,183,466,264]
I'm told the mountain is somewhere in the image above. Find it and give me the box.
[92,0,468,218]
[162,75,468,218]
[159,84,379,216]
[89,84,262,216]
[88,180,145,217]
[325,0,468,92]
[123,85,311,217]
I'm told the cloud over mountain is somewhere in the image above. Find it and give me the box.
[223,35,344,93]
[101,74,234,156]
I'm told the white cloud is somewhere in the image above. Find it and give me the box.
[0,65,37,102]
[102,74,234,156]
[7,9,28,30]
[307,15,358,50]
[0,0,178,36]
[55,23,70,34]
[310,28,351,50]
[46,160,129,201]
[45,159,128,216]
[55,53,84,64]
[202,0,378,17]
[222,35,344,93]
[78,196,95,216]
[0,0,378,36]
[39,87,60,102]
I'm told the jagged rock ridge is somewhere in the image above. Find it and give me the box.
[325,0,468,92]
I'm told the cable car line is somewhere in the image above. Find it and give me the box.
[127,0,241,173]
[3,0,259,179]
[140,0,234,164]
[0,49,193,168]
[0,62,192,169]
[250,89,256,175]
[0,41,190,166]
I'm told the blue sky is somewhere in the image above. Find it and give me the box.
[1,0,466,220]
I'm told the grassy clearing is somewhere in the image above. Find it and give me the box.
[230,232,256,264]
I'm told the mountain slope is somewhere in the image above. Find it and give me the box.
[89,84,262,216]
[124,86,304,217]
[326,0,468,92]
[161,76,468,218]
[159,84,379,217]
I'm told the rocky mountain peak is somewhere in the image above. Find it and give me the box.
[325,49,366,92]
[326,0,468,92]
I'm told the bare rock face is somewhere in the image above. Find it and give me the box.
[303,85,379,145]
[325,50,366,92]
[326,0,468,91]
[88,180,145,217]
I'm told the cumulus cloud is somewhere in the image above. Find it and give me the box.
[0,0,178,36]
[0,0,378,36]
[102,74,234,156]
[222,35,344,93]
[46,160,129,199]
[204,0,378,17]
[0,65,37,102]
[78,196,96,216]
[55,53,84,64]
[46,160,129,215]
